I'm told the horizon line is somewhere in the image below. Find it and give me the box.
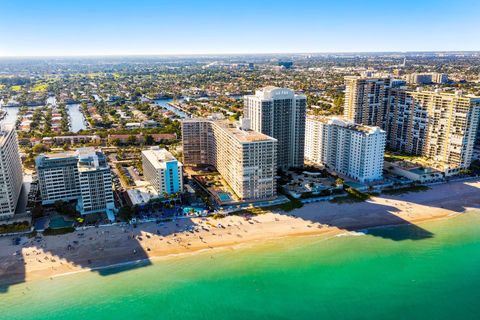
[1,50,480,59]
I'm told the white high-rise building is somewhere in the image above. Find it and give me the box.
[36,148,116,220]
[305,116,386,182]
[142,147,183,196]
[0,125,23,220]
[182,117,277,200]
[244,86,306,169]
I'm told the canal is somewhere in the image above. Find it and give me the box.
[0,99,87,132]
[153,98,188,118]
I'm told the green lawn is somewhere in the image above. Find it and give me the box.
[32,83,49,92]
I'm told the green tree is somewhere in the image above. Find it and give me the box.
[127,135,137,145]
[32,143,50,154]
[144,134,154,145]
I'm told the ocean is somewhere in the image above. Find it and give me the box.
[1,212,480,319]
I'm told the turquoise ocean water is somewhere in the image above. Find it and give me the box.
[1,212,480,320]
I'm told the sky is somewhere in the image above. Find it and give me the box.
[0,0,479,57]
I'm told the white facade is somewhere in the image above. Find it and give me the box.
[305,116,386,182]
[36,148,116,220]
[142,147,183,196]
[0,125,23,220]
[244,86,306,169]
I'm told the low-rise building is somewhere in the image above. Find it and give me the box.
[43,135,101,145]
[108,133,177,144]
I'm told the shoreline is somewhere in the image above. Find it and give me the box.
[1,179,480,289]
[49,212,462,282]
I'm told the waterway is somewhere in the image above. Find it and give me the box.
[0,98,87,132]
[153,98,188,118]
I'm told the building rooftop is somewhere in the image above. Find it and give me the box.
[245,86,305,100]
[344,75,390,81]
[77,148,108,172]
[183,118,277,144]
[40,151,77,160]
[142,147,180,169]
[408,89,480,100]
[36,147,108,171]
[308,116,384,135]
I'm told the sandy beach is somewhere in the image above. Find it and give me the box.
[1,179,480,289]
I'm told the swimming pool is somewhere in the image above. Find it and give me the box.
[49,216,74,229]
[218,192,232,202]
[183,207,204,215]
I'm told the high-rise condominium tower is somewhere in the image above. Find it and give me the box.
[305,116,386,182]
[343,76,391,127]
[36,148,116,220]
[385,89,480,174]
[182,117,277,201]
[0,125,23,220]
[244,87,306,169]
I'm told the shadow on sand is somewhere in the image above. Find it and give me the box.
[2,180,480,293]
[0,216,196,293]
[286,180,480,241]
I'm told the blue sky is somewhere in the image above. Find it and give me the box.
[0,0,479,56]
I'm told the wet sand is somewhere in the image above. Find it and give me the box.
[1,179,479,287]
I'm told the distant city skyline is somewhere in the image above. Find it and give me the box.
[1,0,479,57]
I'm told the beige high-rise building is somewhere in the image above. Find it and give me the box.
[385,89,480,174]
[244,87,306,169]
[182,117,277,201]
[407,90,479,173]
[0,125,23,220]
[344,74,480,174]
[385,88,429,155]
[405,72,448,85]
[343,76,391,127]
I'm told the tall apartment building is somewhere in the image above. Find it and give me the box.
[182,117,277,200]
[431,73,448,84]
[385,90,480,173]
[0,125,23,220]
[343,76,391,127]
[305,116,386,182]
[385,88,430,155]
[344,74,480,174]
[142,147,183,196]
[244,86,306,169]
[400,90,480,174]
[36,148,116,220]
[406,72,448,85]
